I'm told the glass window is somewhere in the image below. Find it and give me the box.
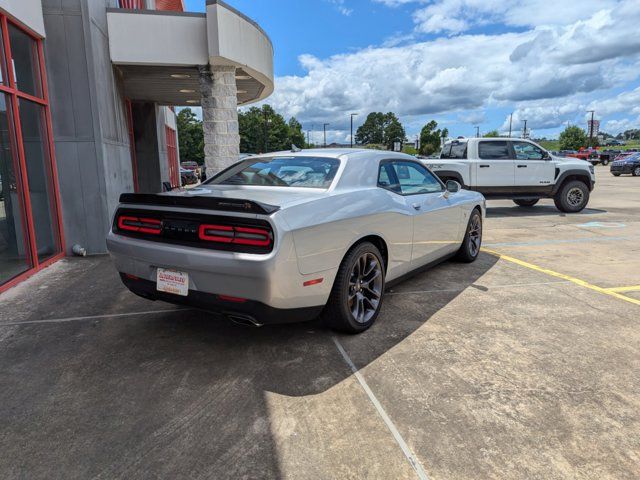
[0,94,32,284]
[440,144,452,159]
[18,99,59,262]
[450,142,467,159]
[209,156,341,188]
[512,141,546,160]
[479,141,511,160]
[379,161,443,196]
[8,24,43,97]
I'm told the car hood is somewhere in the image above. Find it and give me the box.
[551,156,591,168]
[163,184,326,209]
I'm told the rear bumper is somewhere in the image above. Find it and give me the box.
[121,274,323,324]
[106,230,336,310]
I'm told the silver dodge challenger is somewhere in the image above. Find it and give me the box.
[106,149,485,333]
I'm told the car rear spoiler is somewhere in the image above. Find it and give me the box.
[118,193,280,215]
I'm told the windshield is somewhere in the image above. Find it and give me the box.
[207,156,341,188]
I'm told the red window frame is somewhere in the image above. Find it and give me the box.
[0,14,65,293]
[165,125,180,188]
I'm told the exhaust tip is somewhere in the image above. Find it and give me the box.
[227,314,263,328]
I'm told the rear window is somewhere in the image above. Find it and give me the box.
[207,156,341,188]
[479,141,510,160]
[441,142,467,159]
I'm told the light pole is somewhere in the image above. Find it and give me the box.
[474,126,480,138]
[508,113,513,138]
[323,123,330,148]
[587,110,595,148]
[350,113,358,148]
[307,129,311,147]
[522,119,528,139]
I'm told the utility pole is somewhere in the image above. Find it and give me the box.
[587,110,595,148]
[523,119,528,139]
[474,126,480,138]
[307,129,310,146]
[323,123,330,148]
[350,113,358,148]
[508,113,513,138]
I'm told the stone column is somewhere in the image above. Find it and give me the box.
[199,65,240,176]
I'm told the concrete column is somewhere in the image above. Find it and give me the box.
[199,65,240,176]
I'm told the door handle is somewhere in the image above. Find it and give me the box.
[517,165,527,168]
[412,203,421,210]
[479,164,490,168]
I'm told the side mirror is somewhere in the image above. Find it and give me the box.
[446,180,461,193]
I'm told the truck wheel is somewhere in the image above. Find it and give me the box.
[554,180,590,213]
[322,242,385,334]
[601,159,609,166]
[514,199,539,207]
[633,166,640,177]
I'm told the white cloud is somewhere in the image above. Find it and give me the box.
[327,0,353,16]
[266,1,640,136]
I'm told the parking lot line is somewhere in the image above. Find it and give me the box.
[482,249,640,307]
[0,308,191,327]
[606,285,640,293]
[332,337,431,480]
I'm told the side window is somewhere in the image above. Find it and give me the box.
[450,143,467,159]
[512,141,545,160]
[440,144,452,159]
[378,161,443,195]
[479,141,511,160]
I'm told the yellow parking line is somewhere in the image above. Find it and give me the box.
[482,248,640,307]
[606,285,640,293]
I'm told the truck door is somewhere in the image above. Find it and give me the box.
[474,140,515,188]
[511,141,556,187]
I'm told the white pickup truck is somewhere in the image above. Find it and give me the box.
[423,138,596,213]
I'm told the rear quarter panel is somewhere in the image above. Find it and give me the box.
[280,188,413,280]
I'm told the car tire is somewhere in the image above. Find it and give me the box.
[554,180,590,213]
[455,209,482,263]
[633,166,640,177]
[612,173,621,177]
[601,159,609,166]
[513,199,539,207]
[322,242,385,334]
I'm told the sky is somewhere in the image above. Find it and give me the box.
[184,0,640,144]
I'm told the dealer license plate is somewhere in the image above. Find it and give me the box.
[156,268,189,296]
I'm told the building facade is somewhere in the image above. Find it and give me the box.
[0,0,274,293]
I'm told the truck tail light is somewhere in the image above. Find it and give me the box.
[117,215,162,235]
[198,224,272,248]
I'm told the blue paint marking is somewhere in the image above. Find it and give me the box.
[576,221,627,228]
[484,235,637,248]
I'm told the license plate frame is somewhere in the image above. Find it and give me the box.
[156,268,189,297]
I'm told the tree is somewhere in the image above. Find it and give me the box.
[355,112,385,145]
[287,117,306,148]
[176,108,204,164]
[239,105,290,153]
[383,112,406,150]
[559,125,587,150]
[355,112,406,150]
[419,120,447,156]
[484,130,500,138]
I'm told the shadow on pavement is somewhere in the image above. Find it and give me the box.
[486,205,607,218]
[0,254,498,479]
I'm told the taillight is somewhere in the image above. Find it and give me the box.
[117,215,162,235]
[199,224,272,247]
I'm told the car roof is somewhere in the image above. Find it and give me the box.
[249,148,413,161]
